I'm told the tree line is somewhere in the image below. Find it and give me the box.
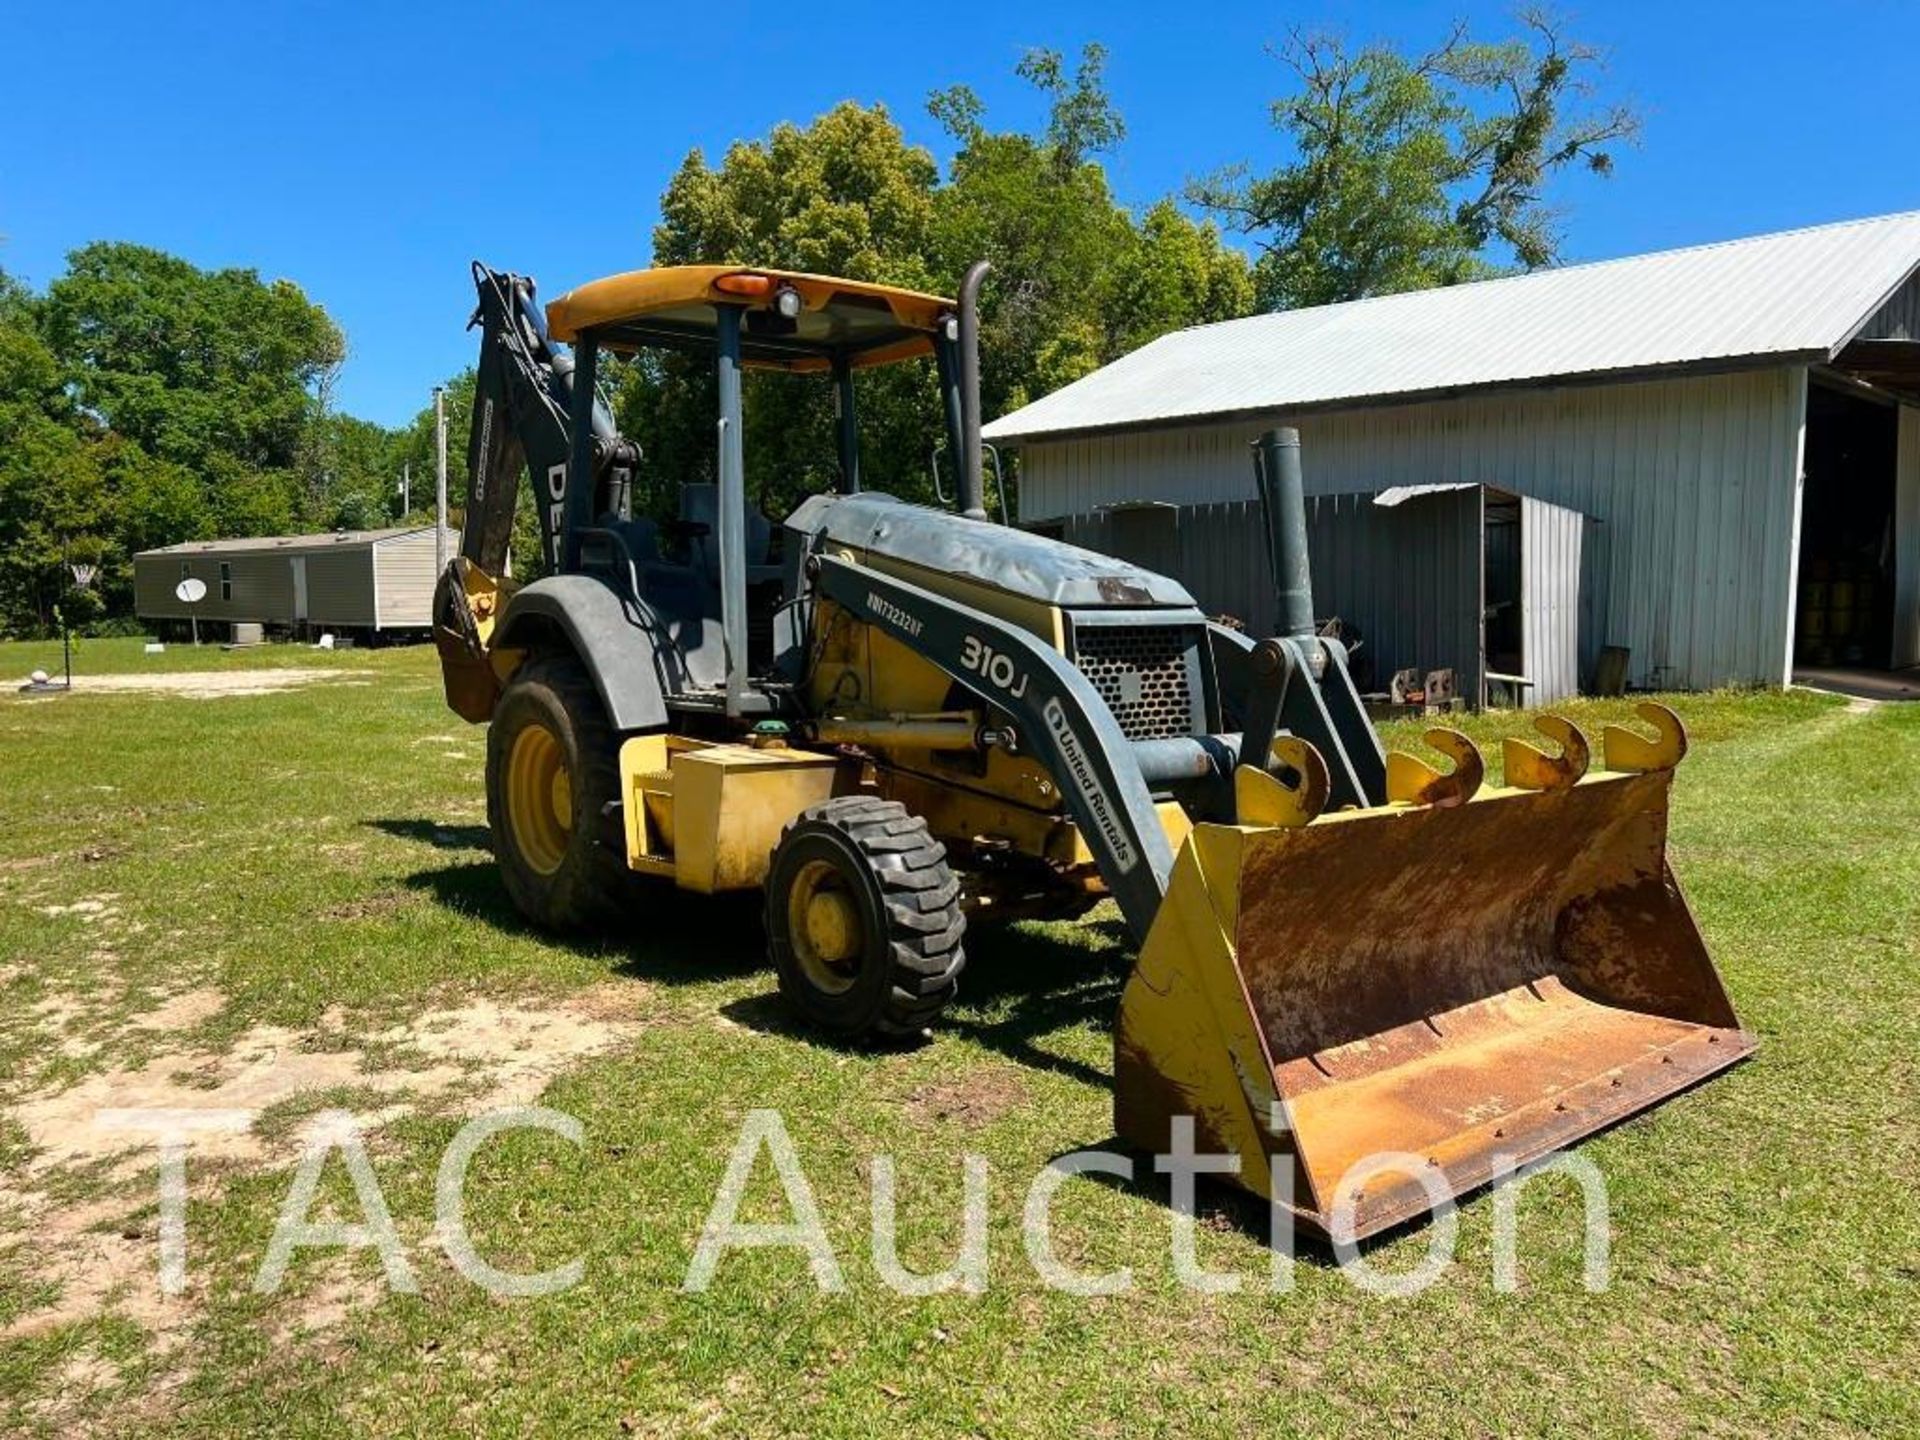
[0,16,1630,635]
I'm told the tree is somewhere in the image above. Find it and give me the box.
[932,46,1251,437]
[0,247,375,632]
[391,369,474,524]
[930,47,1138,417]
[43,242,345,517]
[1106,200,1255,358]
[0,264,35,327]
[316,412,406,530]
[386,369,550,578]
[1189,10,1637,310]
[0,318,109,630]
[633,103,947,518]
[629,51,1252,522]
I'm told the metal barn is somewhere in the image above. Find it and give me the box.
[133,526,456,634]
[1065,485,1589,706]
[985,212,1920,692]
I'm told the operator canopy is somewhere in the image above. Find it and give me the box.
[544,265,954,373]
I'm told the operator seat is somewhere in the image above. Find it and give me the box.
[678,483,781,585]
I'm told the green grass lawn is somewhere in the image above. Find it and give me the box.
[1,639,1915,1437]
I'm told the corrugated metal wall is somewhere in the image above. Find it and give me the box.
[1309,491,1486,701]
[1019,365,1806,689]
[1896,405,1920,668]
[1521,496,1585,702]
[1859,267,1920,341]
[1066,491,1490,701]
[1067,502,1275,633]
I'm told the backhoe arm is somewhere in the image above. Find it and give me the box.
[433,265,639,723]
[463,262,634,576]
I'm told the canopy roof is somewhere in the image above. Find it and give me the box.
[544,265,954,373]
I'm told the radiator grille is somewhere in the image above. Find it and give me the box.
[1073,625,1197,741]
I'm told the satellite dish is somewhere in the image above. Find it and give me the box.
[175,577,208,604]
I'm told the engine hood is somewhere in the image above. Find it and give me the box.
[787,491,1195,610]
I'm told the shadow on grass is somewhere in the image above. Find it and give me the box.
[713,912,1138,1087]
[365,817,492,852]
[714,991,921,1056]
[943,915,1135,1090]
[397,853,768,987]
[1058,1140,1409,1268]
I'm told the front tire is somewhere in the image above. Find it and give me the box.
[486,655,633,930]
[766,797,965,1039]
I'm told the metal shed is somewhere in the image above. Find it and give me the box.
[1066,485,1589,705]
[133,526,455,634]
[988,211,1920,692]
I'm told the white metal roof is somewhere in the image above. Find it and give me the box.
[984,210,1920,442]
[138,526,449,558]
[1372,482,1482,507]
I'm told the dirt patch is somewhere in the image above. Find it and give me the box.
[28,991,96,1032]
[26,1343,127,1424]
[378,988,646,1109]
[903,1069,1029,1128]
[130,987,226,1033]
[7,1023,458,1175]
[34,894,121,921]
[531,980,653,1026]
[267,1259,385,1347]
[4,1193,195,1350]
[13,669,372,700]
[1,982,648,1349]
[321,891,417,921]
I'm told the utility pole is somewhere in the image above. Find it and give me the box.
[434,387,449,572]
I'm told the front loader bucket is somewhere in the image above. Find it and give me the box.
[1115,748,1754,1243]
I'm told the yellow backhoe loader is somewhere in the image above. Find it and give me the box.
[432,260,1753,1240]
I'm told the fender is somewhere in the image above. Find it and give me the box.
[495,575,677,734]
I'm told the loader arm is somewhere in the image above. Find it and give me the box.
[813,554,1176,937]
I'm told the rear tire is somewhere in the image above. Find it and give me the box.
[766,797,965,1040]
[487,655,634,930]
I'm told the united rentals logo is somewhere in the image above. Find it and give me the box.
[1043,698,1137,873]
[865,592,923,638]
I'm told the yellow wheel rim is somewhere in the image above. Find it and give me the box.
[506,722,571,876]
[787,859,864,995]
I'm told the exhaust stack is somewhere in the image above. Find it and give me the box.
[1253,426,1315,640]
[957,260,992,522]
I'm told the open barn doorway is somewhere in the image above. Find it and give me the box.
[1795,383,1900,678]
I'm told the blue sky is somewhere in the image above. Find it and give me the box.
[6,1,1918,428]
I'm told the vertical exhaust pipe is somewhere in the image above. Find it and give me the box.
[1253,427,1315,640]
[958,260,992,522]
